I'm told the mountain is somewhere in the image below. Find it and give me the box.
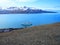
[0,7,57,14]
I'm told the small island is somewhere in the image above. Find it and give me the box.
[0,6,57,14]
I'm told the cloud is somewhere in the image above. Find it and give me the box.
[17,0,37,2]
[0,0,9,3]
[0,0,16,8]
[0,0,37,8]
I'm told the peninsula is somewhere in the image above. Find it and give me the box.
[0,6,57,14]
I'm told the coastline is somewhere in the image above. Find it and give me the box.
[0,22,60,32]
[0,22,59,32]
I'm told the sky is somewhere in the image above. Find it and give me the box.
[0,0,60,10]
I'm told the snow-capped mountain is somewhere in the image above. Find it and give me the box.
[0,6,57,14]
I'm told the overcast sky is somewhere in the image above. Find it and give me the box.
[0,0,60,10]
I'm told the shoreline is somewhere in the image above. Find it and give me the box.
[0,22,60,32]
[0,28,23,32]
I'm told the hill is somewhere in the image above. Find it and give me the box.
[0,22,60,45]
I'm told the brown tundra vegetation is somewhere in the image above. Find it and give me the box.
[0,22,60,45]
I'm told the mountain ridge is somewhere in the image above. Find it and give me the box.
[0,6,57,14]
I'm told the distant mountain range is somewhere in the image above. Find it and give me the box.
[0,6,57,14]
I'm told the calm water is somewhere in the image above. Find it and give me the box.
[0,13,60,28]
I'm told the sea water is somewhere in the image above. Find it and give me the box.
[0,13,60,28]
